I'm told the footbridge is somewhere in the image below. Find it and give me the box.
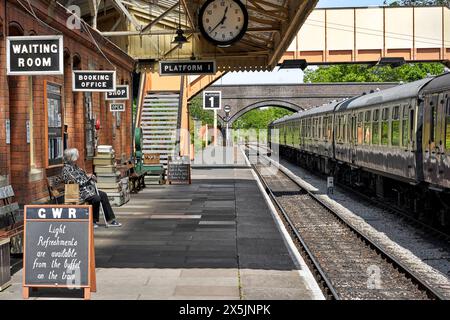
[210,82,399,126]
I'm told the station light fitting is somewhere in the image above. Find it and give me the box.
[278,59,308,71]
[172,1,188,49]
[172,28,188,48]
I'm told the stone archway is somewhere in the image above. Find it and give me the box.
[226,100,303,126]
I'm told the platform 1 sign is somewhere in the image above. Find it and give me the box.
[110,103,125,112]
[73,70,116,92]
[159,60,216,76]
[105,85,129,101]
[6,35,64,75]
[203,91,221,110]
[22,205,96,300]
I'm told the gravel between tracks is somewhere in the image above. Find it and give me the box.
[256,162,430,300]
[267,155,450,299]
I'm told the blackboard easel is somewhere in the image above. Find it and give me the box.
[22,205,97,300]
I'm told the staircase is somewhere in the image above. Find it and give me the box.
[140,92,180,169]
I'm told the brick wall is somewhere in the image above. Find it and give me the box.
[0,0,135,204]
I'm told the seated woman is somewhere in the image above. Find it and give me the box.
[62,148,122,228]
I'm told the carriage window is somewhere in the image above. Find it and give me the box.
[357,113,363,144]
[328,116,333,141]
[318,118,321,139]
[337,116,341,141]
[307,119,311,138]
[391,106,400,146]
[402,105,410,147]
[364,111,371,144]
[446,98,450,150]
[372,109,379,145]
[381,108,389,145]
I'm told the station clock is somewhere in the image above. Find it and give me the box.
[198,0,249,47]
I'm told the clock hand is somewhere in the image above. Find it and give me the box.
[209,6,229,33]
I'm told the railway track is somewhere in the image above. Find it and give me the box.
[245,145,445,300]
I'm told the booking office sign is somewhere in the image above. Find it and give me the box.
[6,35,64,75]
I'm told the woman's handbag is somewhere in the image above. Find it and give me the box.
[64,182,80,204]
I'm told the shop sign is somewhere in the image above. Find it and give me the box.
[105,85,129,100]
[7,35,64,75]
[110,103,125,112]
[159,60,216,76]
[73,70,116,92]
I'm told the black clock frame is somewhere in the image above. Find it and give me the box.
[198,0,249,47]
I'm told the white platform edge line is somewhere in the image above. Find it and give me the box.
[245,158,325,300]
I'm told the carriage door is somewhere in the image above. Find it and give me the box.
[351,114,357,163]
[438,93,449,183]
[425,94,439,183]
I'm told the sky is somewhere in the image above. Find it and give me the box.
[218,0,385,85]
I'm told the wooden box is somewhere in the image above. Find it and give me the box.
[143,153,160,165]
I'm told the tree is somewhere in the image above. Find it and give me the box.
[189,96,214,126]
[232,107,293,129]
[304,63,445,83]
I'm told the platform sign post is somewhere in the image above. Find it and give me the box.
[224,105,231,147]
[203,91,221,147]
[22,205,96,300]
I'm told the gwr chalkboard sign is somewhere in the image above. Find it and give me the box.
[167,156,191,185]
[22,205,96,299]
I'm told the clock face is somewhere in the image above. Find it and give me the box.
[199,0,248,46]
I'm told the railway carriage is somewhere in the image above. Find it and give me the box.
[334,78,433,185]
[421,73,450,191]
[269,72,450,226]
[272,102,337,174]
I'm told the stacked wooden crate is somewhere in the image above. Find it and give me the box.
[143,153,164,185]
[93,145,128,207]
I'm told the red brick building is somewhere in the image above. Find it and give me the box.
[0,0,135,204]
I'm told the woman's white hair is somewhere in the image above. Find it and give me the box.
[63,148,79,163]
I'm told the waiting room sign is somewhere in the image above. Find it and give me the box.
[6,35,64,76]
[73,70,116,92]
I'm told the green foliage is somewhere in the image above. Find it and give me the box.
[233,107,293,129]
[304,63,445,83]
[189,96,215,126]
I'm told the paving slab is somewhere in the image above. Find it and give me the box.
[1,167,319,300]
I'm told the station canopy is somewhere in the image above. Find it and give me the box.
[70,0,318,72]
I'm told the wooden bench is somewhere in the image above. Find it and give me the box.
[0,185,23,239]
[128,163,146,193]
[46,168,65,204]
[46,168,86,205]
[0,185,24,291]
